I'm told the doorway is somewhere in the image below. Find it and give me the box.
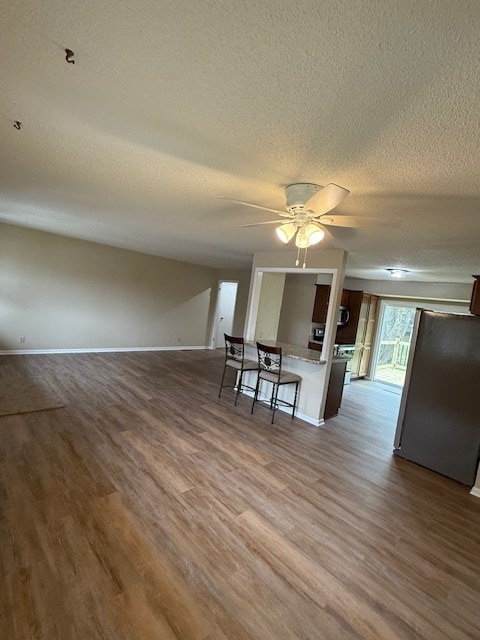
[372,302,416,388]
[213,281,239,349]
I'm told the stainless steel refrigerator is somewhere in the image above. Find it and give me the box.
[394,309,480,485]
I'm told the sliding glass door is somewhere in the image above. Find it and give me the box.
[372,302,416,388]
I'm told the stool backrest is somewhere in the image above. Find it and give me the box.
[224,334,245,364]
[256,342,282,375]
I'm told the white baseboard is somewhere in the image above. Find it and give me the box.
[0,345,207,356]
[296,412,325,428]
[239,388,324,427]
[470,486,480,499]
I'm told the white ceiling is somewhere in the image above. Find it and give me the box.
[1,0,479,282]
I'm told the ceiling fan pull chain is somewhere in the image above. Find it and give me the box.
[303,246,308,269]
[295,245,301,267]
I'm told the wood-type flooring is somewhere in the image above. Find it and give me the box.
[0,350,479,639]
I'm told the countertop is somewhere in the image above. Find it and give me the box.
[246,340,350,365]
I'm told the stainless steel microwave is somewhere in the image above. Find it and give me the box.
[338,305,350,326]
[313,326,325,340]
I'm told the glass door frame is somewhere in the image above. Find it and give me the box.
[370,299,418,388]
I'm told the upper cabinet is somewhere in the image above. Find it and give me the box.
[351,293,378,379]
[311,285,363,336]
[311,284,331,323]
[310,285,379,378]
[311,285,364,338]
[335,290,363,345]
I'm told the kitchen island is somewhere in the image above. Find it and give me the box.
[243,340,348,426]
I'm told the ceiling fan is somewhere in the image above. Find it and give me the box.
[220,182,399,266]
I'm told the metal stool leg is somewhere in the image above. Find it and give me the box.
[251,375,261,414]
[269,383,275,410]
[235,370,243,406]
[271,382,280,424]
[218,364,228,398]
[292,381,299,419]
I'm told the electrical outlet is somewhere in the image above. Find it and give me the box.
[19,336,25,343]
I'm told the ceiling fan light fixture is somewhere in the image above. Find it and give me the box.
[295,229,309,248]
[304,223,325,245]
[275,223,296,244]
[387,268,409,278]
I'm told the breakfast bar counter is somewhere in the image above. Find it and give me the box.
[243,340,348,426]
[246,340,326,364]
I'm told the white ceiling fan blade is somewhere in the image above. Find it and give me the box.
[218,196,291,217]
[317,214,401,228]
[242,219,289,227]
[304,183,350,215]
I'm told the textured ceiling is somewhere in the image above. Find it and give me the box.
[1,0,479,282]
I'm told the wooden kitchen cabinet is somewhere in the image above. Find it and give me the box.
[350,345,362,379]
[351,293,378,379]
[324,359,347,419]
[311,285,365,344]
[340,289,350,307]
[358,346,371,378]
[336,290,363,345]
[310,287,378,377]
[311,284,330,323]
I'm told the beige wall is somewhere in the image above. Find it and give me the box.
[0,223,220,351]
[277,274,317,346]
[216,268,252,337]
[275,274,470,349]
[343,277,471,302]
[245,250,347,343]
[255,272,286,341]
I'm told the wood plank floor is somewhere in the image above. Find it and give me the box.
[0,350,479,639]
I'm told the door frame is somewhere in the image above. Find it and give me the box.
[370,299,419,387]
[209,280,239,349]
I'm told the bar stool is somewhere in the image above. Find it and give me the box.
[251,342,301,424]
[218,334,259,405]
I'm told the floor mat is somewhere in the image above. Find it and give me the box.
[0,377,65,416]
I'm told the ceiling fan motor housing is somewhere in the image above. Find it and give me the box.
[285,183,320,212]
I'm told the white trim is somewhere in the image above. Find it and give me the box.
[210,279,239,349]
[376,294,469,303]
[294,411,325,428]
[371,299,416,388]
[244,270,264,342]
[0,346,207,356]
[470,487,480,499]
[239,388,325,427]
[244,265,340,364]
